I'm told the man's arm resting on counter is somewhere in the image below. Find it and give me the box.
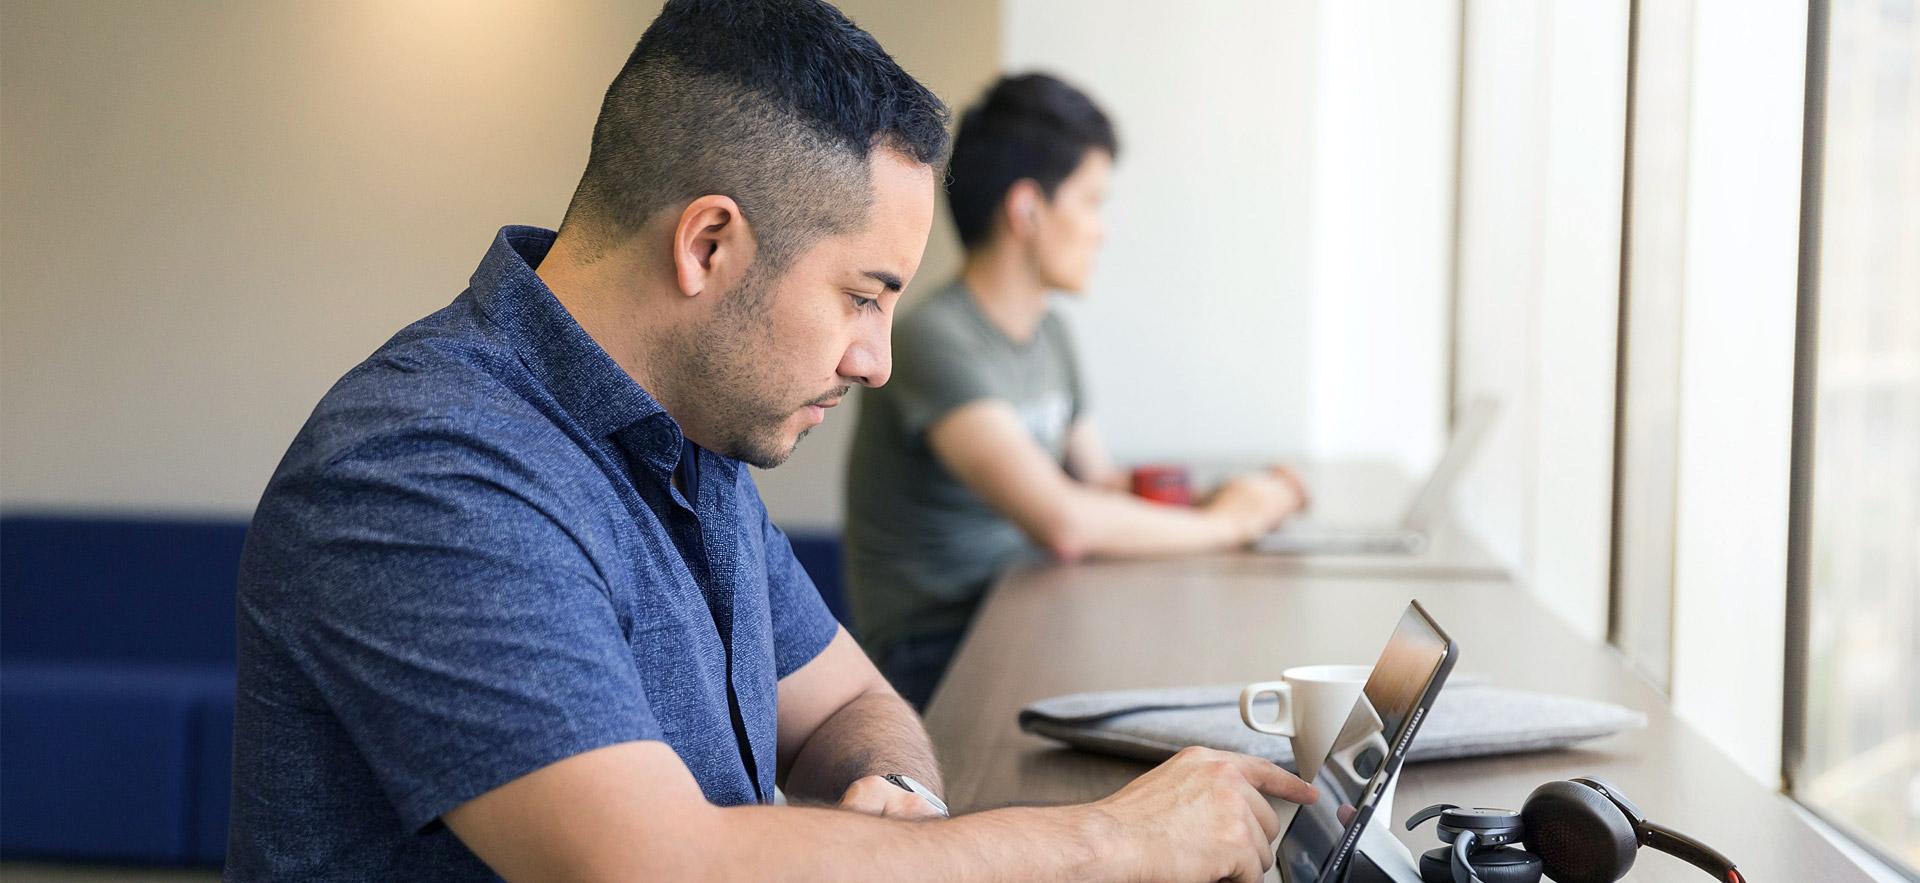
[773,627,943,812]
[444,739,1106,883]
[444,739,1312,883]
[927,400,1276,561]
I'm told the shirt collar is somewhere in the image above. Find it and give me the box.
[467,225,685,471]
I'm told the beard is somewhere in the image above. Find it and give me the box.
[656,267,836,469]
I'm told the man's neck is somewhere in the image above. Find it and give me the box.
[960,242,1052,344]
[536,233,671,400]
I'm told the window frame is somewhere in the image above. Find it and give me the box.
[1780,1,1920,876]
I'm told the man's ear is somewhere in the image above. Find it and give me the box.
[671,194,757,299]
[1002,179,1044,241]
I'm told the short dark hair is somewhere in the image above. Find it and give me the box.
[562,0,950,269]
[946,73,1118,249]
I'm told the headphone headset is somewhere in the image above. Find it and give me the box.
[1406,777,1744,883]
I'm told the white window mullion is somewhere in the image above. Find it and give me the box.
[1667,0,1810,791]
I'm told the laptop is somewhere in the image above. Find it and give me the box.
[1254,398,1500,556]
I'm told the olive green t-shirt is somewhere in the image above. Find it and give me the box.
[843,280,1085,656]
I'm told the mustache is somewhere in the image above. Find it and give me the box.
[805,385,851,407]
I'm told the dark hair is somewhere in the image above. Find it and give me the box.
[946,72,1118,248]
[561,0,950,270]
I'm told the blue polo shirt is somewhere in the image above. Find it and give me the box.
[227,226,840,880]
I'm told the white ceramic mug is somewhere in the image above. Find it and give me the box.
[1238,663,1371,782]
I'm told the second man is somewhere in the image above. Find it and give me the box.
[845,73,1309,708]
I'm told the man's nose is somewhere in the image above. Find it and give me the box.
[841,329,893,388]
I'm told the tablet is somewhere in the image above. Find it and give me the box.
[1275,601,1458,883]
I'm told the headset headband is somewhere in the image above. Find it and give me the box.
[1571,778,1743,883]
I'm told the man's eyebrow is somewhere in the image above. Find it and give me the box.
[862,270,904,293]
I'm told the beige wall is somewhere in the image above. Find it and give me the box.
[0,0,997,527]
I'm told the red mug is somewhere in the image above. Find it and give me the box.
[1129,464,1192,506]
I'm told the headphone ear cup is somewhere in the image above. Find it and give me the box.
[1419,846,1545,883]
[1521,781,1640,883]
[1469,849,1545,883]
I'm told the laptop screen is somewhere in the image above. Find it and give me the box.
[1398,397,1500,532]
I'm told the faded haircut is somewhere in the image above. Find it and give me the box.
[560,0,951,275]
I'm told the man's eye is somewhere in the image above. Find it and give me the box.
[849,294,880,313]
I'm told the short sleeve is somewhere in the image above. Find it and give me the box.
[742,475,839,679]
[240,423,657,831]
[888,319,999,437]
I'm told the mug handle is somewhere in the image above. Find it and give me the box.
[1238,681,1294,736]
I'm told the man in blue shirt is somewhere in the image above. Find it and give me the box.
[230,1,1314,880]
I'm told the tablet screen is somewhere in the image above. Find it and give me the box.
[1275,603,1456,883]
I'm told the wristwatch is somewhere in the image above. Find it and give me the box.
[882,774,950,818]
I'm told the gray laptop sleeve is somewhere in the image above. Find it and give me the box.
[1017,683,1645,768]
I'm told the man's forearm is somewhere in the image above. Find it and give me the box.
[511,799,1119,883]
[701,801,1117,883]
[782,688,943,803]
[1062,485,1246,559]
[454,738,1295,883]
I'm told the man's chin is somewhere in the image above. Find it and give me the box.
[733,429,805,470]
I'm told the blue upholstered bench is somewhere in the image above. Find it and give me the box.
[0,516,244,864]
[0,513,845,866]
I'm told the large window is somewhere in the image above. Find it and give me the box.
[1787,0,1920,871]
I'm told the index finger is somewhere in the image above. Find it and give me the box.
[1220,752,1319,805]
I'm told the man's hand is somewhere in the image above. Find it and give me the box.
[1268,465,1311,513]
[1203,470,1309,543]
[836,775,948,820]
[1088,746,1318,883]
